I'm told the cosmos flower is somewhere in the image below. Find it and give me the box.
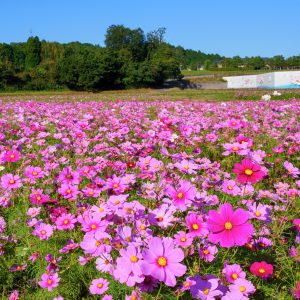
[250,261,273,278]
[166,180,197,210]
[141,237,187,287]
[1,174,22,189]
[185,213,208,238]
[33,223,54,240]
[190,274,224,299]
[207,203,254,248]
[38,272,60,291]
[3,150,20,163]
[55,213,77,230]
[89,278,109,295]
[233,159,265,184]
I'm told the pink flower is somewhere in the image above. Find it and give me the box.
[89,278,109,295]
[174,231,194,248]
[207,203,254,248]
[222,264,246,283]
[114,244,144,286]
[1,174,22,189]
[55,213,76,230]
[229,278,256,296]
[141,237,187,287]
[185,213,208,238]
[38,272,60,291]
[24,166,44,181]
[233,159,265,184]
[58,184,79,200]
[9,290,19,300]
[166,180,197,210]
[250,261,273,278]
[33,223,54,240]
[3,150,20,163]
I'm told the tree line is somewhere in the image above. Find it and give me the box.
[0,25,299,91]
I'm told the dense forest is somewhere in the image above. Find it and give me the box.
[1,25,300,91]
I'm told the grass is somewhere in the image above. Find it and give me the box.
[1,88,300,102]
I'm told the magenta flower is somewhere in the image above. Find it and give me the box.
[58,184,79,200]
[58,166,81,185]
[185,213,208,238]
[233,159,265,184]
[33,223,54,240]
[166,180,197,210]
[141,237,187,287]
[38,272,60,291]
[89,278,109,295]
[1,174,22,189]
[55,213,77,230]
[207,203,254,248]
[3,150,20,163]
[24,166,44,181]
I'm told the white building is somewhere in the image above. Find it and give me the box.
[223,71,300,89]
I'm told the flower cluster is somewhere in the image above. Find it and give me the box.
[0,98,299,299]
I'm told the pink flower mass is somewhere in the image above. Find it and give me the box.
[0,98,299,299]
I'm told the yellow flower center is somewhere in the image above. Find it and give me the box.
[47,279,53,285]
[177,192,183,199]
[203,249,209,255]
[32,171,38,176]
[232,147,239,151]
[66,189,72,194]
[113,183,119,188]
[184,282,191,287]
[157,256,167,267]
[130,255,138,263]
[239,286,246,292]
[9,179,15,184]
[91,224,97,229]
[97,283,103,288]
[228,185,233,190]
[259,268,265,274]
[41,230,46,235]
[95,241,101,246]
[225,222,233,230]
[231,273,238,279]
[245,169,253,175]
[140,225,146,230]
[10,154,15,158]
[180,237,187,242]
[63,219,69,224]
[192,223,199,230]
[203,288,210,295]
[255,211,261,217]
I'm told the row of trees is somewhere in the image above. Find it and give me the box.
[1,25,300,91]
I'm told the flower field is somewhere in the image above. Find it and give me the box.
[0,97,299,300]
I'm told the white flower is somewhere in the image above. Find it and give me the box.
[261,94,271,101]
[273,91,281,96]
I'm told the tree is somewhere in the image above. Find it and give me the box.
[105,25,146,61]
[25,36,41,70]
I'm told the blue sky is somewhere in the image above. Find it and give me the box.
[1,0,299,57]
